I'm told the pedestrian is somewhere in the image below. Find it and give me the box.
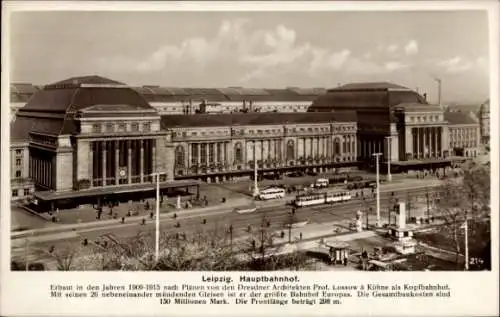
[121,217,125,224]
[150,212,154,219]
[141,218,146,226]
[299,232,303,240]
[173,213,177,219]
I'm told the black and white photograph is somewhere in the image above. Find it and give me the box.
[6,6,493,274]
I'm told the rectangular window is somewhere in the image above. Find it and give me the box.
[131,123,139,132]
[16,158,22,166]
[216,143,222,162]
[24,188,30,196]
[118,123,127,132]
[191,144,198,165]
[15,149,22,155]
[15,170,22,178]
[143,122,151,132]
[200,144,207,164]
[106,123,114,133]
[92,124,101,133]
[12,189,18,197]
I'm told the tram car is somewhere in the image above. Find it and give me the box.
[293,191,352,207]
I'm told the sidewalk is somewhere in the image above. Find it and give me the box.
[12,197,251,239]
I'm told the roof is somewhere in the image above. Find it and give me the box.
[10,83,40,103]
[11,76,155,138]
[160,111,357,128]
[309,83,426,111]
[11,83,40,94]
[47,75,125,87]
[444,111,478,125]
[33,179,202,201]
[20,86,152,113]
[393,102,442,112]
[133,86,326,103]
[332,82,410,91]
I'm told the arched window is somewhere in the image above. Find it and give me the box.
[286,140,295,160]
[234,142,243,163]
[175,146,185,168]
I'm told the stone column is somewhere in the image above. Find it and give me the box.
[427,127,431,157]
[206,143,209,166]
[221,142,226,170]
[187,142,191,169]
[89,142,93,187]
[115,140,119,185]
[140,140,144,183]
[127,140,132,184]
[416,128,420,159]
[260,140,267,164]
[102,141,107,186]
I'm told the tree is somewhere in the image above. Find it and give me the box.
[433,164,491,268]
[33,243,81,271]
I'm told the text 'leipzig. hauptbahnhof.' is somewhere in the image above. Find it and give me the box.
[10,75,489,211]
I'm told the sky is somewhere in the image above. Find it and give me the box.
[10,10,490,104]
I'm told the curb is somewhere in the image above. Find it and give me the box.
[11,202,249,239]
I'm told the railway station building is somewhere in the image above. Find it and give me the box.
[308,82,480,172]
[9,76,355,209]
[10,76,481,208]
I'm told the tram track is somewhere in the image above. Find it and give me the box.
[12,186,435,262]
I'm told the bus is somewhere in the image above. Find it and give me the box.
[258,187,286,200]
[293,191,352,207]
[311,178,329,189]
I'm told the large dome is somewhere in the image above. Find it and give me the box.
[308,82,428,112]
[11,75,156,141]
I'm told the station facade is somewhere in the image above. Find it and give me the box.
[308,82,480,172]
[163,112,357,183]
[10,76,481,205]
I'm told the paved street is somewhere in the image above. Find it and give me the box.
[12,174,442,230]
[11,206,52,231]
[11,185,439,266]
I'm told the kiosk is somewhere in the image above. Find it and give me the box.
[324,240,350,265]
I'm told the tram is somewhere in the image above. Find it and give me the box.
[293,191,352,207]
[257,187,286,200]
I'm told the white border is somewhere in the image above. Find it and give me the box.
[1,1,499,316]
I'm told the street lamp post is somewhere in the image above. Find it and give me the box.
[462,219,469,270]
[153,171,167,263]
[373,153,383,227]
[385,136,392,182]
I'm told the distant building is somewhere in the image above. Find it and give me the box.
[9,83,40,122]
[444,111,481,157]
[478,99,490,145]
[130,86,326,115]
